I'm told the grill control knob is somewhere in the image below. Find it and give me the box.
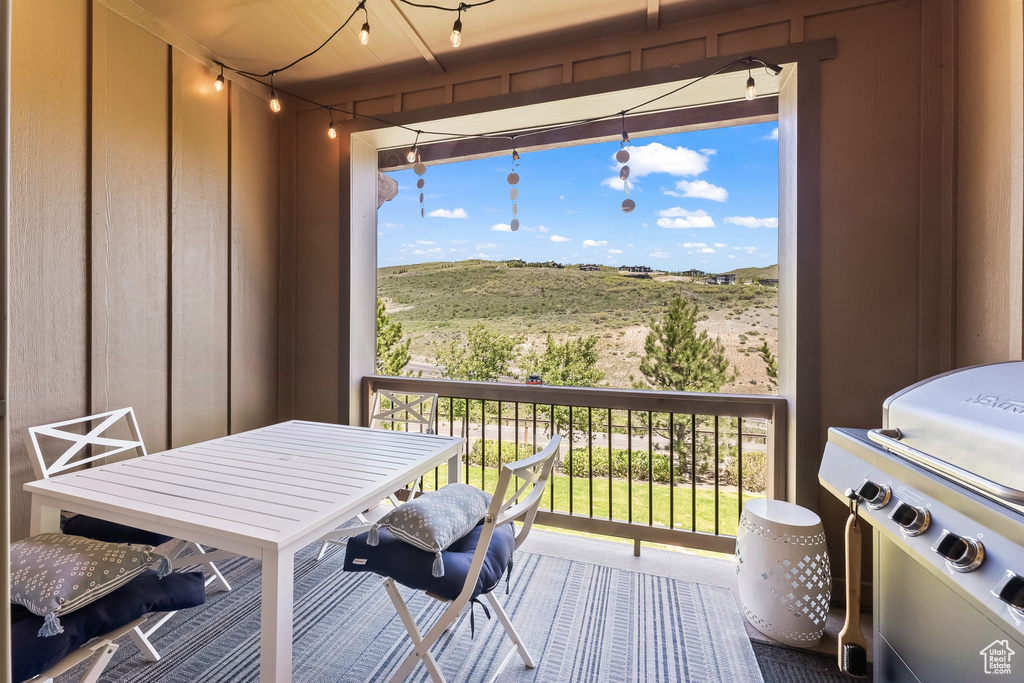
[931,530,985,572]
[993,571,1024,616]
[888,501,931,536]
[855,480,891,510]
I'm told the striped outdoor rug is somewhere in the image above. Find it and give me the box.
[85,542,763,683]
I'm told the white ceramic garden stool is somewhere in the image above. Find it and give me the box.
[736,499,831,647]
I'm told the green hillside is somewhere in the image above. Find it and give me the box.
[378,260,778,337]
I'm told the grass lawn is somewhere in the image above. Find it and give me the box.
[419,464,763,540]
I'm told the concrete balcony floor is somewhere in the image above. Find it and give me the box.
[520,528,873,670]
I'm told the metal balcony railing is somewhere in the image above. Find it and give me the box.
[363,376,787,554]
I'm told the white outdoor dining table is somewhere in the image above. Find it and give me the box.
[25,419,465,683]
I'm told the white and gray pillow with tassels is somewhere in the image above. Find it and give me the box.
[368,483,493,576]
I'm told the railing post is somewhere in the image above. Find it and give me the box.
[767,402,787,500]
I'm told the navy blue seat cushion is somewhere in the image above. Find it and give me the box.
[11,570,205,683]
[62,514,174,547]
[344,522,515,601]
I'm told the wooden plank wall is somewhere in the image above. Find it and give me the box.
[8,0,280,539]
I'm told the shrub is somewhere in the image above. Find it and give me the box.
[468,439,538,468]
[721,450,767,492]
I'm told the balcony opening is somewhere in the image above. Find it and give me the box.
[366,107,783,556]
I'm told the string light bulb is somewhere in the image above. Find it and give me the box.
[269,74,281,113]
[746,70,756,100]
[214,64,225,92]
[359,22,370,45]
[327,110,337,140]
[406,131,421,164]
[450,16,463,48]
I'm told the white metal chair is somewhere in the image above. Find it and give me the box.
[348,435,560,683]
[26,616,147,683]
[25,407,231,661]
[316,390,441,560]
[370,389,438,433]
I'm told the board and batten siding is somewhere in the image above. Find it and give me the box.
[8,0,280,540]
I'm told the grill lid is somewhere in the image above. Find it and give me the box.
[876,361,1024,504]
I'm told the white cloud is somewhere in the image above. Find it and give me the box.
[537,225,550,233]
[413,248,443,256]
[681,242,707,248]
[582,239,608,248]
[724,216,778,228]
[656,208,716,229]
[416,240,435,245]
[476,243,497,250]
[601,177,630,191]
[451,239,468,244]
[650,250,670,258]
[714,243,727,248]
[380,222,404,229]
[427,207,469,219]
[550,235,571,243]
[699,148,717,156]
[764,127,779,141]
[608,248,624,254]
[700,248,715,253]
[491,223,513,232]
[616,142,712,178]
[665,179,728,202]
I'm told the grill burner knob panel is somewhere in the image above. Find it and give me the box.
[932,529,985,573]
[888,500,931,536]
[856,479,891,509]
[993,572,1024,616]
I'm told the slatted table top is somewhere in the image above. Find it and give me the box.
[26,420,465,554]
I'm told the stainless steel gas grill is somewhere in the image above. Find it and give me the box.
[819,362,1024,682]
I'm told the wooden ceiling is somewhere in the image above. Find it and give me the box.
[130,0,776,92]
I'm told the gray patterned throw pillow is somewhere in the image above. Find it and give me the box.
[368,483,492,577]
[10,533,171,637]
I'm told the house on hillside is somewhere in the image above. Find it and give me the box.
[682,269,706,278]
[707,274,737,285]
[579,263,600,271]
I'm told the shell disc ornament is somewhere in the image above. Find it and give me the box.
[621,199,636,214]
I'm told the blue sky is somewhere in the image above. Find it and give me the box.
[377,121,778,273]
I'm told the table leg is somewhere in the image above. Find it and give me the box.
[448,453,461,484]
[260,548,294,683]
[30,499,61,535]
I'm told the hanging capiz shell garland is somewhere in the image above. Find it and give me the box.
[508,142,521,231]
[618,118,635,214]
[414,154,426,217]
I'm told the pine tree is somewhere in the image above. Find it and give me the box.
[756,340,778,389]
[376,298,411,376]
[638,295,733,392]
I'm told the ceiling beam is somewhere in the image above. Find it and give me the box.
[647,0,660,32]
[381,0,445,74]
